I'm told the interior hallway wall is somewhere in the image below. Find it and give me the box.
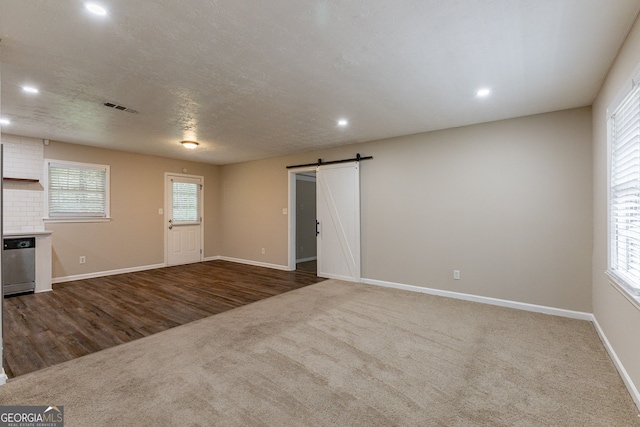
[221,107,593,312]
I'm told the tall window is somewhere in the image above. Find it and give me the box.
[45,160,110,221]
[609,83,640,296]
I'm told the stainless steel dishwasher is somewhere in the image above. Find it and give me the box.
[3,237,36,296]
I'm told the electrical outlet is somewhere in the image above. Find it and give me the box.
[80,256,86,264]
[453,270,461,280]
[261,248,265,255]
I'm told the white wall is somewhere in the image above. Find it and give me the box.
[592,15,640,406]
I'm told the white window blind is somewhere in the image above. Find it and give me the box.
[172,181,200,223]
[609,84,640,296]
[47,161,109,219]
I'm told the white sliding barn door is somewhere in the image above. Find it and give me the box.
[316,162,361,282]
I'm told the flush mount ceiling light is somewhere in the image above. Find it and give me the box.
[22,86,39,94]
[85,2,107,15]
[337,119,348,127]
[181,140,199,149]
[476,88,491,97]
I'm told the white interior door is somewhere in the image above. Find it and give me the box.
[316,162,361,281]
[166,174,203,266]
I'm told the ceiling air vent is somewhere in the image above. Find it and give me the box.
[103,102,139,114]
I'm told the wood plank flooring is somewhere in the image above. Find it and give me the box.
[296,259,317,273]
[3,260,324,378]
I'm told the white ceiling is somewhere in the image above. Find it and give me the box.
[1,1,639,165]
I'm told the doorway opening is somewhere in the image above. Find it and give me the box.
[290,169,317,274]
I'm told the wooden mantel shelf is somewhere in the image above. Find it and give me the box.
[3,177,39,183]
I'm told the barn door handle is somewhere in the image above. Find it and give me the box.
[316,220,320,236]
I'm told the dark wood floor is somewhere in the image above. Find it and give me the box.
[296,259,317,273]
[3,260,324,378]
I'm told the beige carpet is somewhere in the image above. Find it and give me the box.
[0,280,638,426]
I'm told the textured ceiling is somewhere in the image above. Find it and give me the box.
[1,0,639,165]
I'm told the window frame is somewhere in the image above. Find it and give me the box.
[43,159,111,223]
[606,62,640,304]
[170,179,202,226]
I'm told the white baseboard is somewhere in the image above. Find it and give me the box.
[296,256,317,263]
[360,278,593,321]
[592,316,640,411]
[52,263,166,284]
[219,256,290,271]
[203,255,222,262]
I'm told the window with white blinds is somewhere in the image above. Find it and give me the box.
[609,83,640,296]
[45,160,110,220]
[171,181,200,223]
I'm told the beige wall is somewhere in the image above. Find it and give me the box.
[44,141,221,279]
[221,107,593,312]
[32,107,593,314]
[592,16,640,401]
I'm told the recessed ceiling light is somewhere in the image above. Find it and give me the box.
[337,119,348,127]
[0,118,10,126]
[22,86,39,94]
[181,140,199,149]
[476,88,491,97]
[85,2,107,16]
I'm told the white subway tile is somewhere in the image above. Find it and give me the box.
[2,135,46,230]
